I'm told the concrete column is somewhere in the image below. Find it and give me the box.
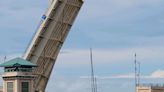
[15,79,20,92]
[3,80,5,92]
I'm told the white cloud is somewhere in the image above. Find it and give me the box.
[80,73,135,79]
[56,47,164,67]
[80,70,164,79]
[150,70,164,78]
[46,77,90,92]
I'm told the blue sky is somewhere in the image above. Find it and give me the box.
[0,0,164,92]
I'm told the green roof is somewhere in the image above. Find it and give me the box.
[0,57,37,67]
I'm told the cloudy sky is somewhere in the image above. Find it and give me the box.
[0,0,164,92]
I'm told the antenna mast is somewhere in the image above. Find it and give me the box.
[90,48,97,92]
[134,53,137,92]
[137,61,140,86]
[4,56,6,62]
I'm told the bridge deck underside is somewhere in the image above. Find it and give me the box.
[24,0,83,91]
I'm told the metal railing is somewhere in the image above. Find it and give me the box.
[138,83,164,88]
[23,15,47,58]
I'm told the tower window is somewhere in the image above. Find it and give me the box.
[7,82,13,92]
[21,82,29,92]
